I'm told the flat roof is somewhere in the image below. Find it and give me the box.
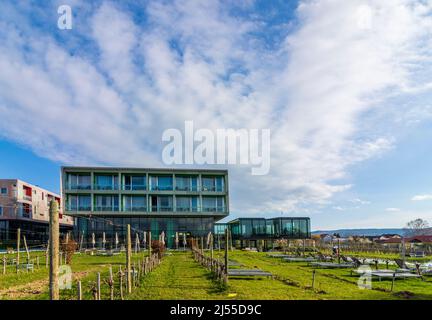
[61,166,228,174]
[227,217,310,224]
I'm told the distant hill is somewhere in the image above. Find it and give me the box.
[312,228,406,237]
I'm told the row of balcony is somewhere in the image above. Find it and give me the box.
[66,205,226,213]
[66,184,224,192]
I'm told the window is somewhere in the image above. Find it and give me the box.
[151,196,173,211]
[0,187,7,195]
[201,176,224,192]
[176,196,199,212]
[67,195,91,211]
[0,206,3,216]
[202,196,225,212]
[123,195,146,211]
[94,175,118,190]
[175,176,198,191]
[67,173,91,189]
[95,195,119,211]
[123,175,146,190]
[149,175,173,191]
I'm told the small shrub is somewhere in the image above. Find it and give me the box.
[61,239,78,264]
[151,240,165,259]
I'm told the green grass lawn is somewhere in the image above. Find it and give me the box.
[1,250,431,300]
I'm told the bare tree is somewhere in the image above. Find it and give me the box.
[404,218,430,236]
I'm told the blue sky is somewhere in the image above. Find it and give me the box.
[1,0,432,230]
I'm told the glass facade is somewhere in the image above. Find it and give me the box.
[214,223,228,235]
[74,216,215,248]
[223,217,311,240]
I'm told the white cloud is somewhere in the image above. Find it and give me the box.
[385,207,401,212]
[0,0,431,216]
[412,194,432,201]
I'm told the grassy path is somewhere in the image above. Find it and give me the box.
[128,252,227,300]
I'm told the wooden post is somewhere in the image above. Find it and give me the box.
[148,231,152,257]
[36,256,39,268]
[49,200,60,300]
[2,256,6,275]
[126,224,132,294]
[391,273,396,292]
[79,231,84,251]
[210,233,214,270]
[23,235,30,261]
[224,228,229,277]
[16,228,21,272]
[77,281,82,300]
[119,266,124,300]
[45,240,49,268]
[109,265,114,300]
[312,270,316,289]
[201,237,204,253]
[97,272,101,300]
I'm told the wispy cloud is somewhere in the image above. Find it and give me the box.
[385,207,401,212]
[412,194,432,201]
[0,0,431,217]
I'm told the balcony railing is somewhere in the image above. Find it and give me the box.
[201,186,224,192]
[123,206,147,212]
[68,184,92,190]
[176,206,199,212]
[149,185,173,191]
[67,206,91,211]
[94,205,119,211]
[94,184,118,191]
[175,186,199,192]
[23,195,32,201]
[122,184,147,191]
[151,205,173,212]
[202,206,225,212]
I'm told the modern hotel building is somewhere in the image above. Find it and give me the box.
[61,167,229,248]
